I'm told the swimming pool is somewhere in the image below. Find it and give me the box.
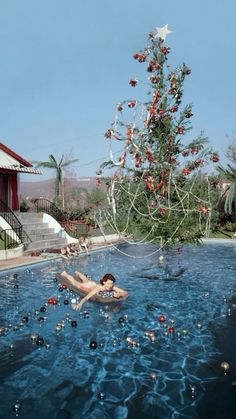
[0,242,236,418]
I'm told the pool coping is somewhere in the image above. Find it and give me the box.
[0,237,235,273]
[0,240,124,273]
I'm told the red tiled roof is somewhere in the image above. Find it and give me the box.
[0,165,42,174]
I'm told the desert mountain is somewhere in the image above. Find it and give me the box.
[20,177,98,199]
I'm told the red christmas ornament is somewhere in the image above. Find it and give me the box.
[153,91,159,104]
[197,206,210,216]
[176,126,185,134]
[96,178,102,186]
[150,76,158,84]
[145,177,164,191]
[145,150,155,162]
[182,150,190,157]
[128,101,136,108]
[133,53,147,62]
[182,168,191,175]
[168,326,175,334]
[48,298,58,305]
[194,159,204,167]
[158,207,167,216]
[129,79,138,87]
[169,106,178,113]
[190,147,199,154]
[161,47,170,55]
[158,314,166,323]
[210,154,219,163]
[105,129,112,139]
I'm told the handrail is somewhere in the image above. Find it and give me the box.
[33,198,90,238]
[0,199,23,242]
[0,227,22,250]
[33,198,67,221]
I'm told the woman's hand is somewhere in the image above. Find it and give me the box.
[72,302,82,311]
[113,291,122,299]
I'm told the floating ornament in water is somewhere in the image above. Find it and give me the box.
[118,317,125,325]
[13,326,19,331]
[12,400,21,414]
[112,338,118,346]
[168,326,175,334]
[220,361,230,374]
[169,318,175,324]
[30,333,38,342]
[36,336,44,346]
[10,343,15,350]
[48,298,58,305]
[126,337,138,347]
[158,314,165,323]
[83,311,89,319]
[149,372,157,381]
[189,385,196,398]
[196,322,202,329]
[227,308,232,317]
[97,392,106,400]
[45,343,51,350]
[182,329,188,336]
[38,316,46,323]
[55,325,62,332]
[13,284,19,289]
[203,292,209,299]
[71,298,77,304]
[40,306,47,312]
[22,316,29,323]
[63,299,69,305]
[13,273,18,279]
[90,340,97,349]
[71,320,77,328]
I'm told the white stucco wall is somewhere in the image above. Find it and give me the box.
[42,213,77,244]
[0,148,20,166]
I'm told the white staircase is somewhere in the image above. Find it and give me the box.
[17,212,68,252]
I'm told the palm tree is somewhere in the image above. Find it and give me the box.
[35,154,79,205]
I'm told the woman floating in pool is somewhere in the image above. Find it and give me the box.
[58,270,128,310]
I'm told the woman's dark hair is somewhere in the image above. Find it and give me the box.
[100,273,116,285]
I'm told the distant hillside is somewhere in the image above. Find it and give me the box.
[20,177,98,199]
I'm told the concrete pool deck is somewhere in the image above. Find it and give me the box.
[0,239,125,272]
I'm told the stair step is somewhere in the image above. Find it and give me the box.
[17,213,44,222]
[23,226,53,235]
[28,233,60,241]
[27,238,68,251]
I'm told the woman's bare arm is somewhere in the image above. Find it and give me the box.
[72,284,102,311]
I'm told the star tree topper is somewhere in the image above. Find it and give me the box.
[155,24,172,41]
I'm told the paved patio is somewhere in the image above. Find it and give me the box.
[0,254,60,271]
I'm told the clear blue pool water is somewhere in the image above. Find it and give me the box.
[0,242,236,419]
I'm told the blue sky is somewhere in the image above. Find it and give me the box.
[0,0,235,181]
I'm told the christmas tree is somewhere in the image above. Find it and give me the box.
[96,25,219,249]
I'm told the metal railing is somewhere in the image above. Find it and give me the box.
[0,199,23,242]
[33,198,67,221]
[0,227,22,250]
[0,199,31,249]
[33,198,89,238]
